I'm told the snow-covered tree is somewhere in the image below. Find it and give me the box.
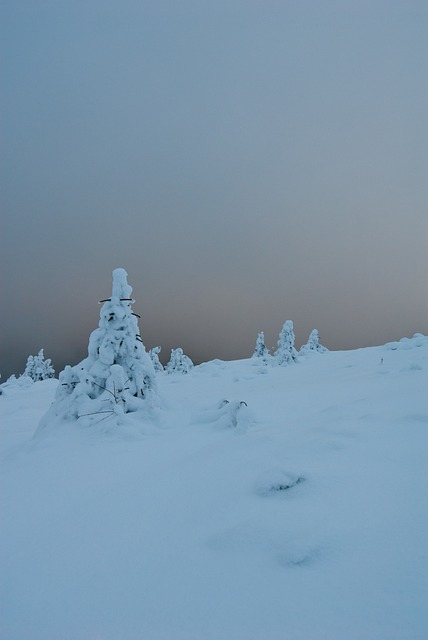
[300,329,328,355]
[37,268,157,430]
[274,320,298,365]
[166,348,193,374]
[23,349,55,381]
[252,331,269,359]
[149,346,164,372]
[251,331,271,372]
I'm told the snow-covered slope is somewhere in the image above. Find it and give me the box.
[1,337,427,640]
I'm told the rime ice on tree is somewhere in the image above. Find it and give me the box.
[149,346,164,372]
[252,331,269,360]
[300,329,328,355]
[274,320,298,365]
[166,348,193,374]
[23,349,55,381]
[85,268,155,397]
[252,331,271,372]
[38,269,156,430]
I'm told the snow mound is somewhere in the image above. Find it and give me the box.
[384,332,427,350]
[196,399,253,431]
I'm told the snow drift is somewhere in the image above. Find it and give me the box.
[1,333,427,640]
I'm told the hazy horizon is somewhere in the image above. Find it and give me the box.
[1,261,426,380]
[1,0,427,380]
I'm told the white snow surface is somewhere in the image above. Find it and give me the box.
[1,337,427,640]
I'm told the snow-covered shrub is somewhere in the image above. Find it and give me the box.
[37,268,157,431]
[384,333,427,351]
[218,400,249,429]
[149,346,164,372]
[299,329,328,355]
[1,374,34,389]
[166,348,193,374]
[274,320,298,365]
[23,349,55,381]
[196,399,251,431]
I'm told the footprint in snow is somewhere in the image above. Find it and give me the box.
[255,469,305,497]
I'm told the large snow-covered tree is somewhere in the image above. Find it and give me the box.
[274,320,298,365]
[166,348,193,374]
[300,329,328,355]
[37,269,157,430]
[23,349,55,381]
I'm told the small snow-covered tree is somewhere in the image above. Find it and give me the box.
[149,346,164,372]
[274,320,298,365]
[166,348,193,374]
[23,349,55,381]
[37,268,157,430]
[300,329,328,355]
[252,331,269,359]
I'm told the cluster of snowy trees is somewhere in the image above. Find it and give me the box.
[151,321,326,376]
[1,349,55,389]
[35,269,197,432]
[149,345,194,374]
[252,322,328,365]
[23,349,55,381]
[3,268,328,431]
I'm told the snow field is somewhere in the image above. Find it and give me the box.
[0,336,427,639]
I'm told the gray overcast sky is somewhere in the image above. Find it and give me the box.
[1,0,427,379]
